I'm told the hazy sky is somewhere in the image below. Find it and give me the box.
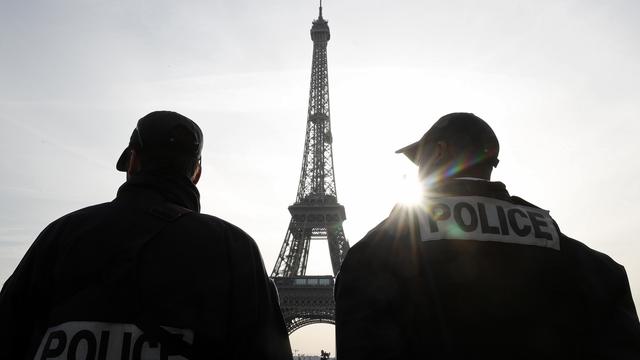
[1,0,640,355]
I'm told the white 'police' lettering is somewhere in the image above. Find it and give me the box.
[33,321,193,360]
[416,196,560,250]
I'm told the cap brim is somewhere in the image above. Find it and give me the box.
[395,141,420,165]
[116,147,131,171]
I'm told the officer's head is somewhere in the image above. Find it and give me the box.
[116,111,203,184]
[396,112,499,182]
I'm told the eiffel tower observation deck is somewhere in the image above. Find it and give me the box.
[271,2,350,334]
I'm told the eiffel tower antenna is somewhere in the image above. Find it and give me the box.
[271,3,350,334]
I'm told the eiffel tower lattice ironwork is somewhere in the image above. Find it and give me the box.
[271,3,350,334]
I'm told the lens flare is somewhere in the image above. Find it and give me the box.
[421,150,496,187]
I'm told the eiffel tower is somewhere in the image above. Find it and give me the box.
[271,2,350,334]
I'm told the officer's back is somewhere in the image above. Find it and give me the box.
[335,113,640,359]
[0,111,292,360]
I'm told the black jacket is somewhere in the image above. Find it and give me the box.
[0,175,292,360]
[335,179,640,360]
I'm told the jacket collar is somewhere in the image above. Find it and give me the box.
[428,178,511,201]
[116,174,201,213]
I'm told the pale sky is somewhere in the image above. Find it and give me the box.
[1,0,640,356]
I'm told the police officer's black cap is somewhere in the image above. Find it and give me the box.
[396,112,499,167]
[116,111,203,172]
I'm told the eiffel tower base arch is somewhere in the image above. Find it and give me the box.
[274,276,336,334]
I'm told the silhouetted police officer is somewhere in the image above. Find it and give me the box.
[335,112,640,359]
[0,111,292,360]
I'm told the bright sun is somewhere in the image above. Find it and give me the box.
[396,174,425,205]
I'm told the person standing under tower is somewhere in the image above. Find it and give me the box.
[335,112,640,359]
[0,111,292,360]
